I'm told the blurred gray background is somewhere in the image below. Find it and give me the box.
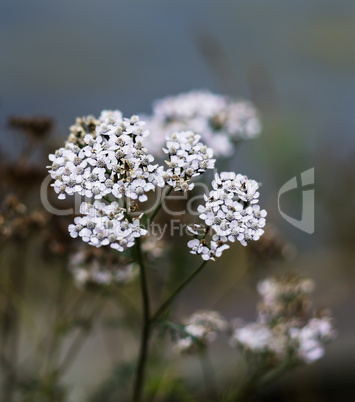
[1,1,355,400]
[1,0,355,146]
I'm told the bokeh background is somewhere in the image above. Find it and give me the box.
[1,1,355,401]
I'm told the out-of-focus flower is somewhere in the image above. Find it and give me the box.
[143,90,261,158]
[247,225,296,267]
[173,310,228,354]
[289,316,337,363]
[141,236,165,258]
[257,275,315,323]
[230,322,287,356]
[230,275,336,364]
[9,116,54,140]
[0,194,46,242]
[68,246,138,288]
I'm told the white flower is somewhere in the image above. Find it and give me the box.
[230,275,336,365]
[230,322,287,356]
[143,90,261,158]
[173,310,228,354]
[289,317,336,363]
[69,201,147,251]
[68,216,87,238]
[126,179,155,202]
[68,246,138,288]
[188,171,266,261]
[173,337,194,355]
[48,111,166,203]
[99,109,123,122]
[187,239,209,257]
[188,310,228,333]
[209,241,230,260]
[235,178,260,204]
[163,131,215,191]
[257,276,316,323]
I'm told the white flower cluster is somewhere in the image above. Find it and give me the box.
[230,322,287,356]
[68,201,147,251]
[66,114,101,146]
[143,90,261,157]
[289,318,336,363]
[68,247,138,288]
[48,110,164,201]
[187,172,267,260]
[230,276,336,364]
[163,131,215,191]
[141,236,165,259]
[257,276,315,323]
[173,310,228,354]
[48,109,218,252]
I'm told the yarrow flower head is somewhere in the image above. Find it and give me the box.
[289,317,336,363]
[47,109,220,254]
[47,110,171,252]
[173,310,228,354]
[68,201,147,251]
[230,275,337,364]
[230,322,288,356]
[143,90,262,158]
[66,114,101,146]
[257,275,315,323]
[48,111,164,201]
[68,246,138,288]
[187,172,267,261]
[163,130,215,191]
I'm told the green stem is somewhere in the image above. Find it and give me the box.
[149,187,173,222]
[151,260,208,323]
[132,238,151,402]
[199,349,218,402]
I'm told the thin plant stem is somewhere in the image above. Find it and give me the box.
[199,349,218,401]
[151,260,208,323]
[149,187,173,222]
[132,237,151,402]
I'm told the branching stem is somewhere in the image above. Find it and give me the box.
[151,260,208,323]
[149,187,173,222]
[132,238,151,402]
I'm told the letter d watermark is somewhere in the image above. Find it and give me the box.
[278,168,315,234]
